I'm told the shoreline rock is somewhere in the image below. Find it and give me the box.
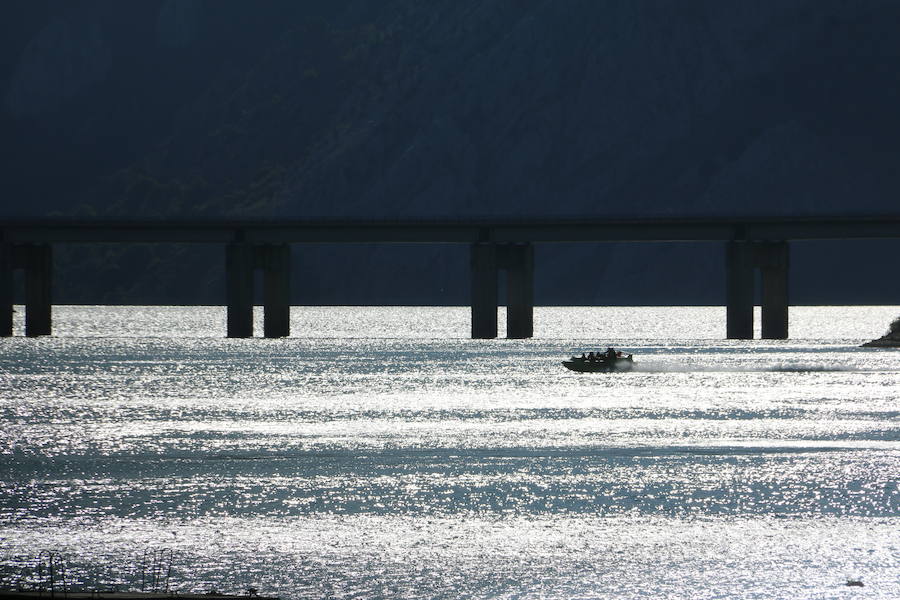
[861,321,900,347]
[861,335,900,347]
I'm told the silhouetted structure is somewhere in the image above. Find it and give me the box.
[1,243,52,337]
[726,241,790,339]
[1,216,898,338]
[226,243,290,338]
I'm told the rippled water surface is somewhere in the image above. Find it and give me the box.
[1,306,899,599]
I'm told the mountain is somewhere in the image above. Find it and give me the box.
[3,1,900,305]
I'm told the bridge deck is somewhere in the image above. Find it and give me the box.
[2,216,898,339]
[1,216,899,244]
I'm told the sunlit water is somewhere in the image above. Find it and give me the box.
[1,306,899,599]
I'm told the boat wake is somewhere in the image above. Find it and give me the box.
[630,362,863,373]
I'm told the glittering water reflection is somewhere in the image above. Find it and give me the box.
[2,306,900,598]
[2,517,898,599]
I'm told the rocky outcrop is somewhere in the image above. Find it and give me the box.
[862,318,900,347]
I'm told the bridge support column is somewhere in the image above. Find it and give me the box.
[226,243,254,338]
[0,243,12,337]
[502,243,534,339]
[757,241,789,340]
[20,244,53,337]
[260,244,291,338]
[471,243,498,339]
[726,241,754,340]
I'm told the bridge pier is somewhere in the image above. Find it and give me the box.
[757,241,789,340]
[470,243,498,339]
[226,243,254,338]
[0,243,54,337]
[726,240,790,339]
[500,243,534,339]
[260,244,290,338]
[471,242,535,339]
[226,243,291,338]
[0,243,12,337]
[726,241,754,339]
[23,244,53,337]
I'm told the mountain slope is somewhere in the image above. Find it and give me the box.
[4,0,900,304]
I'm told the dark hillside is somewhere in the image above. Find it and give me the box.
[3,1,900,304]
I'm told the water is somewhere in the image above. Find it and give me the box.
[1,306,899,599]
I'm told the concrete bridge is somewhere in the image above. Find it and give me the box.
[2,216,898,339]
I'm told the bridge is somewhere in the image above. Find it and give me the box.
[2,215,898,339]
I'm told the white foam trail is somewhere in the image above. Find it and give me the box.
[630,361,863,373]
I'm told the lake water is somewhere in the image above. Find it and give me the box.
[1,305,899,599]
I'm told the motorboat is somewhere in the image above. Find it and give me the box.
[562,351,634,373]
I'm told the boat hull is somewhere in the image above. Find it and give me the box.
[562,357,633,373]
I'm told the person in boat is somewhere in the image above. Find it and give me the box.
[587,351,596,361]
[605,347,617,362]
